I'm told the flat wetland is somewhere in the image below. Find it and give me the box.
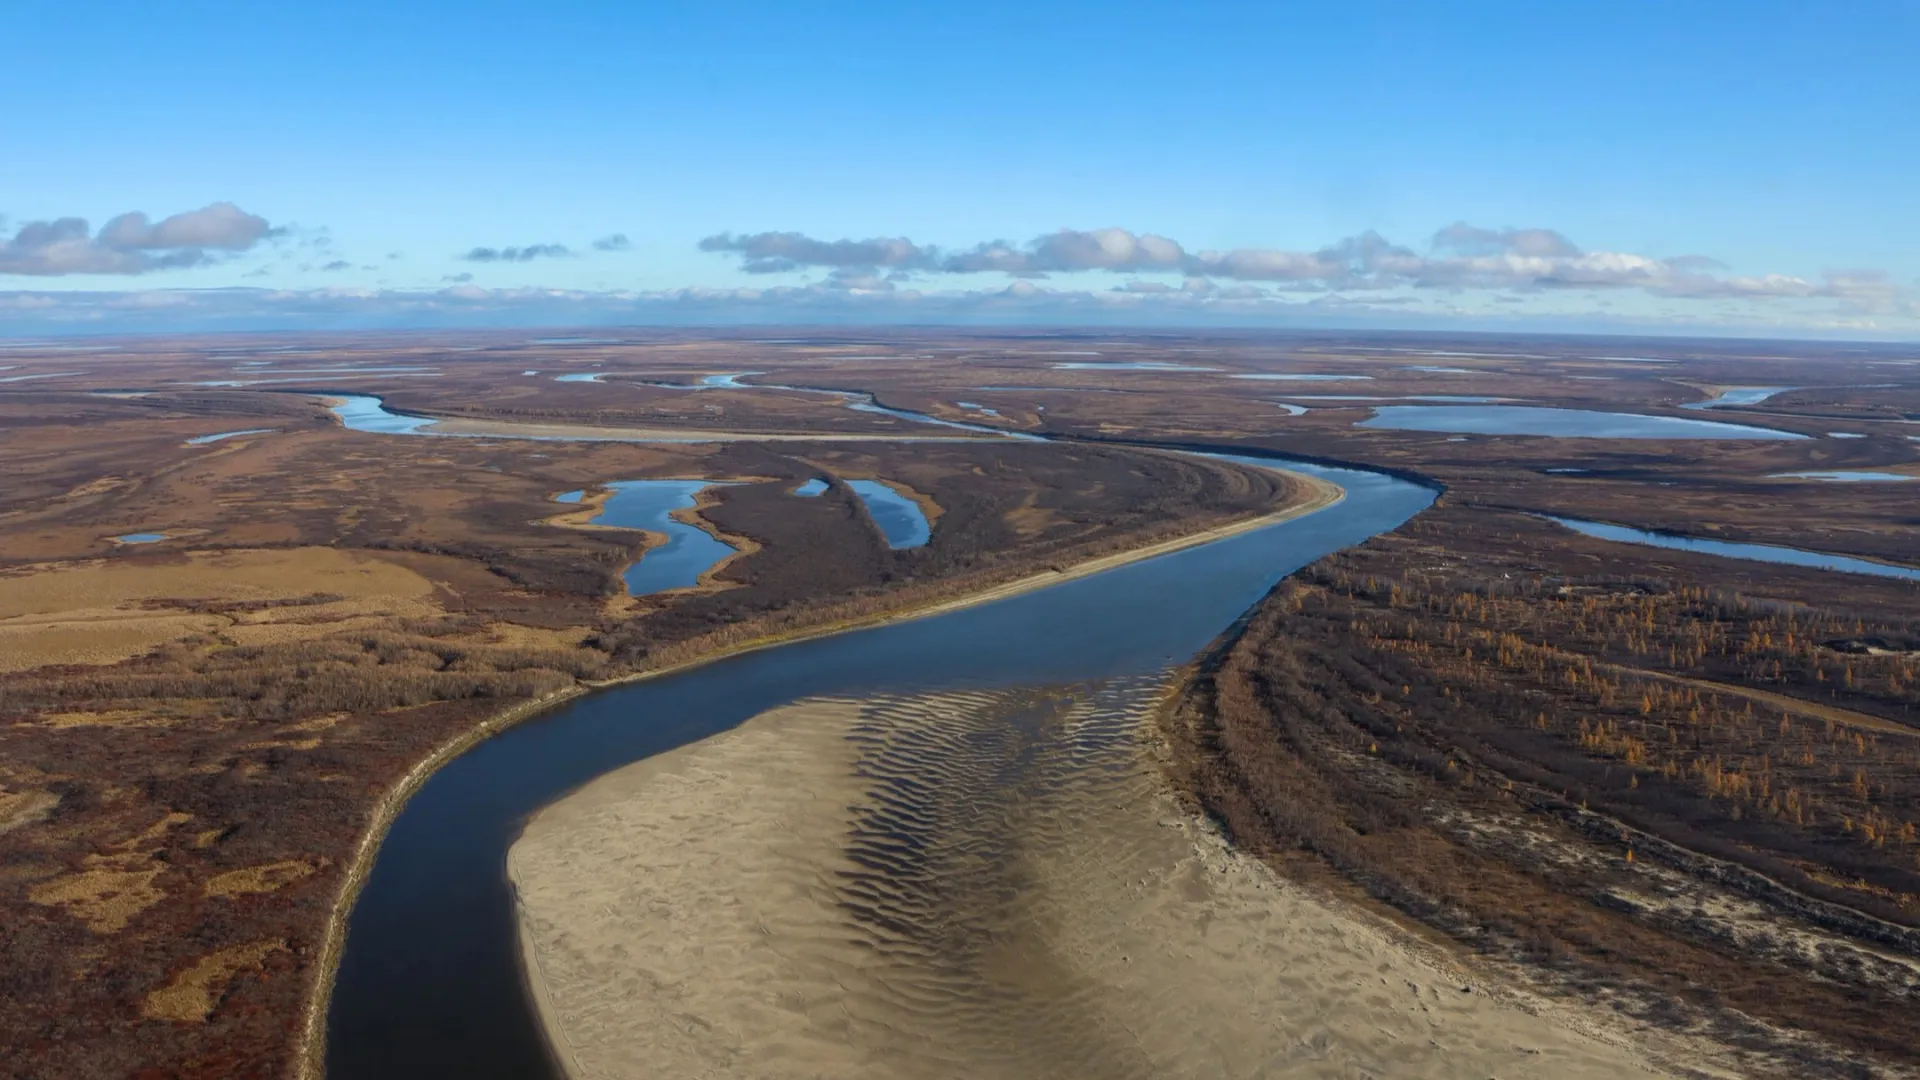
[2,328,1918,1078]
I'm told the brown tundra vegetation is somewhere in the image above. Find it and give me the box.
[1168,506,1920,1078]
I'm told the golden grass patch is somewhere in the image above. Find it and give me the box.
[0,612,225,672]
[142,940,285,1023]
[0,547,437,620]
[0,786,59,835]
[0,547,446,669]
[204,860,318,899]
[37,709,172,730]
[29,860,167,934]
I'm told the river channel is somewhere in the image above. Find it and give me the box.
[322,451,1437,1079]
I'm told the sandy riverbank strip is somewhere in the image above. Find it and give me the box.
[510,681,1694,1079]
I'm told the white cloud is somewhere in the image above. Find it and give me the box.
[694,222,1912,317]
[0,202,274,275]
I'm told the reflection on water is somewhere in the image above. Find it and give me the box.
[590,480,740,595]
[1681,386,1795,410]
[1545,516,1920,581]
[848,480,932,548]
[328,394,439,435]
[1360,405,1806,440]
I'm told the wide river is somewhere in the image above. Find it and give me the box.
[323,451,1437,1079]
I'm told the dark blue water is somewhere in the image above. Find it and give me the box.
[323,455,1435,1080]
[846,479,932,548]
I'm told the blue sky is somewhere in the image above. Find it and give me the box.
[3,1,1916,336]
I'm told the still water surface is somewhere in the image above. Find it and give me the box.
[1545,516,1920,582]
[1359,405,1807,440]
[847,480,932,548]
[324,453,1437,1080]
[586,481,740,595]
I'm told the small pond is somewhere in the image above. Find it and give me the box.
[1545,516,1920,582]
[1359,405,1806,440]
[581,481,740,595]
[847,480,932,548]
[792,479,829,497]
[114,533,168,544]
[553,490,585,504]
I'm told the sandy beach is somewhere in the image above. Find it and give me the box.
[510,680,1689,1079]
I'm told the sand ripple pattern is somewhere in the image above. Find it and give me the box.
[510,683,1670,1079]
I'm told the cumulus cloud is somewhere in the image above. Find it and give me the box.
[697,231,934,274]
[695,223,1908,312]
[1431,221,1580,258]
[0,202,275,276]
[459,243,572,263]
[592,233,631,252]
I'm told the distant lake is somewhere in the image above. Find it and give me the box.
[186,428,277,445]
[1051,361,1218,371]
[114,533,168,544]
[1233,373,1372,382]
[329,394,439,435]
[1681,386,1795,410]
[1359,405,1806,440]
[1773,470,1917,483]
[1546,516,1920,582]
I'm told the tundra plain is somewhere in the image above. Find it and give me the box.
[2,329,1917,1078]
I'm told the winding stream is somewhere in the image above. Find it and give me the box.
[322,451,1437,1079]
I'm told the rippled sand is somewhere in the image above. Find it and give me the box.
[510,682,1675,1079]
